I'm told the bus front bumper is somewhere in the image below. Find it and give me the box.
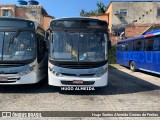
[0,72,37,85]
[48,71,108,87]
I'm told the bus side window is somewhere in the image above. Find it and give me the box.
[0,32,4,55]
[145,38,154,51]
[117,43,127,51]
[141,39,145,51]
[125,42,129,51]
[117,43,121,51]
[128,41,133,51]
[134,40,143,51]
[121,43,126,51]
[153,37,160,51]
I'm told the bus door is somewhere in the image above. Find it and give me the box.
[37,34,47,80]
[144,37,160,73]
[116,42,128,66]
[151,37,160,73]
[133,40,145,69]
[143,39,152,71]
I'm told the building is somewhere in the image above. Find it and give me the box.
[125,23,160,38]
[85,1,160,44]
[104,1,160,43]
[89,14,109,23]
[0,4,54,30]
[0,4,16,17]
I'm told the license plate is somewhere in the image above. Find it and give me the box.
[0,77,8,81]
[73,80,83,84]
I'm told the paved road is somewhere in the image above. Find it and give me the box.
[0,65,160,120]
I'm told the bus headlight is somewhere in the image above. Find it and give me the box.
[94,67,108,77]
[52,70,62,77]
[19,67,34,76]
[48,66,52,71]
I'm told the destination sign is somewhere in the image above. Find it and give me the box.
[0,19,34,29]
[50,18,108,29]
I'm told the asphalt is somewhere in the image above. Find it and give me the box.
[0,65,159,120]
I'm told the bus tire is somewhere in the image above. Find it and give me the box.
[130,61,136,72]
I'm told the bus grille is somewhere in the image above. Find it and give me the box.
[61,81,95,85]
[61,73,95,77]
[0,72,18,74]
[0,77,20,83]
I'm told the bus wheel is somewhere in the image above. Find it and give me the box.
[130,61,136,72]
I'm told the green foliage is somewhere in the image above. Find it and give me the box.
[97,2,106,14]
[80,9,98,17]
[80,2,106,17]
[108,45,116,64]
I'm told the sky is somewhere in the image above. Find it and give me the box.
[1,0,160,18]
[0,0,109,18]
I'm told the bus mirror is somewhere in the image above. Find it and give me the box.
[45,31,49,41]
[108,41,111,50]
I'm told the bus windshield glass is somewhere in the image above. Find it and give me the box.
[50,31,107,62]
[0,31,36,61]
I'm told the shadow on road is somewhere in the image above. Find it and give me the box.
[0,66,159,95]
[60,65,160,95]
[0,78,60,94]
[114,65,160,78]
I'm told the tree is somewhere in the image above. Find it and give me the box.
[80,2,106,17]
[80,9,86,17]
[97,2,106,14]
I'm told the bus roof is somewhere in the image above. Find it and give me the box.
[0,17,34,23]
[50,17,108,30]
[52,17,107,23]
[0,17,43,30]
[117,29,160,43]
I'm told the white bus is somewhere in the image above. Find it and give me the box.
[47,17,111,87]
[0,17,47,84]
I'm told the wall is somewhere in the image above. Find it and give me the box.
[125,24,150,38]
[112,2,160,25]
[16,5,43,25]
[16,7,25,18]
[105,3,112,32]
[125,24,160,38]
[110,36,121,45]
[43,16,53,30]
[90,14,109,23]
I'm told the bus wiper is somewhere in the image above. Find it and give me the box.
[9,29,21,44]
[94,32,105,42]
[8,29,21,52]
[61,27,76,57]
[61,27,73,47]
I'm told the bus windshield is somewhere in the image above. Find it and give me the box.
[50,31,107,62]
[0,31,36,62]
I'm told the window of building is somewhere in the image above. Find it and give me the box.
[157,8,160,16]
[31,10,37,16]
[2,10,11,17]
[119,9,128,17]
